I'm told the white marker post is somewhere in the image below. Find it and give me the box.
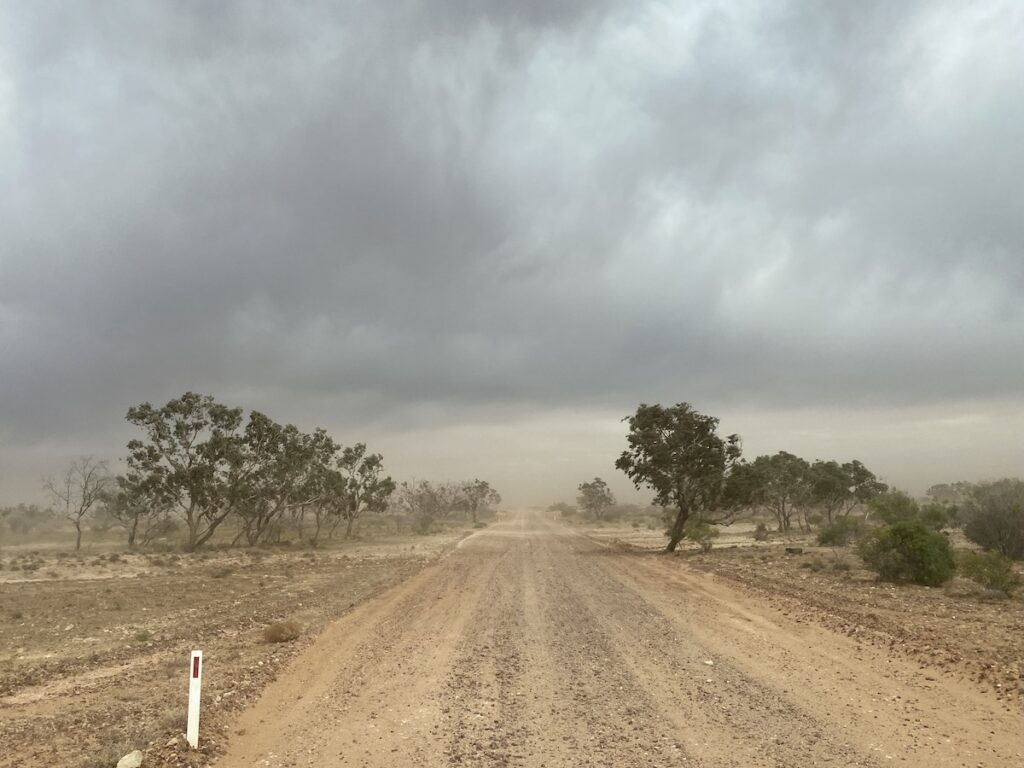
[186,650,203,749]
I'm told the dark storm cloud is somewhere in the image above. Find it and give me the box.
[1,0,1022,457]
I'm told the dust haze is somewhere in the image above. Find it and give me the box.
[3,6,1024,767]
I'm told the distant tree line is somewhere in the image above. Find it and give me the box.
[2,392,500,552]
[604,402,1024,571]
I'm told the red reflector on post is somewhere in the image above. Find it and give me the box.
[192,656,200,678]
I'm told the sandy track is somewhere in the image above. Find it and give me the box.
[217,515,1022,767]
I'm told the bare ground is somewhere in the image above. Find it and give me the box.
[0,532,465,768]
[212,514,1023,767]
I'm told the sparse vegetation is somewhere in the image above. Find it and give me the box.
[577,478,615,521]
[858,520,956,587]
[958,551,1021,596]
[961,479,1024,560]
[817,517,866,547]
[264,620,303,643]
[43,456,114,551]
[685,522,719,552]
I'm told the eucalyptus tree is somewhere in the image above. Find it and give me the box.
[731,452,814,532]
[125,392,251,551]
[616,403,742,552]
[961,479,1024,559]
[234,415,329,546]
[461,479,501,524]
[396,480,463,534]
[810,459,887,524]
[337,443,396,538]
[292,429,343,545]
[577,477,615,521]
[105,471,172,547]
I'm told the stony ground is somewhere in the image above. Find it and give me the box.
[4,516,1022,767]
[585,520,1024,713]
[211,514,1022,767]
[0,531,466,768]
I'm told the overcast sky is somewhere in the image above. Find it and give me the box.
[1,1,1022,506]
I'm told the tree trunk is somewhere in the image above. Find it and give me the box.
[665,507,689,552]
[74,520,83,551]
[345,515,355,538]
[127,516,138,548]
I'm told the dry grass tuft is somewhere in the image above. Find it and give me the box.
[263,620,302,643]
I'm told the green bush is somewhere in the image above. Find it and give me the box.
[817,517,866,547]
[858,520,955,587]
[958,551,1021,596]
[869,490,920,524]
[752,522,770,541]
[918,502,951,531]
[685,522,719,553]
[961,480,1024,560]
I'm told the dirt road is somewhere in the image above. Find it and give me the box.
[217,514,1022,767]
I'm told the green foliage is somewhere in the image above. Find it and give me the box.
[616,403,741,552]
[336,443,397,537]
[728,452,811,532]
[858,520,955,587]
[868,490,920,525]
[684,522,719,552]
[961,479,1024,560]
[810,459,886,523]
[461,479,501,523]
[577,478,615,520]
[926,481,973,507]
[958,551,1021,596]
[917,502,951,531]
[817,517,866,547]
[124,392,393,550]
[125,393,247,551]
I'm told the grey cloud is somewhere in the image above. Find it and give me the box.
[1,1,1022,499]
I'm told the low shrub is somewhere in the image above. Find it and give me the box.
[264,621,302,643]
[685,523,719,553]
[799,558,826,572]
[918,502,951,531]
[958,550,1021,596]
[869,490,920,525]
[817,517,866,547]
[752,522,770,541]
[858,520,955,587]
[961,480,1024,560]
